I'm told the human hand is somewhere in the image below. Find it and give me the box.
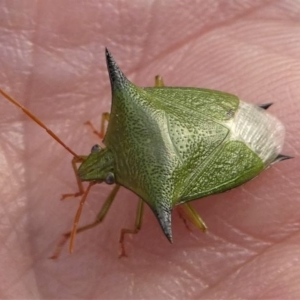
[0,1,299,299]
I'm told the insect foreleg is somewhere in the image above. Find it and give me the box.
[61,155,88,200]
[50,184,121,259]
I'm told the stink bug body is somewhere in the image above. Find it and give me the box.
[0,49,290,258]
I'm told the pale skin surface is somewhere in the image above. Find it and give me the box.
[0,0,300,299]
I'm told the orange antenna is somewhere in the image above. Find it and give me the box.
[0,88,80,159]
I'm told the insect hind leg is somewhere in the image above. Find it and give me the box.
[155,75,165,87]
[177,203,207,232]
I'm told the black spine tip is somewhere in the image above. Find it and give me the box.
[259,103,273,110]
[273,154,293,164]
[154,206,173,243]
[105,48,113,62]
[105,48,128,90]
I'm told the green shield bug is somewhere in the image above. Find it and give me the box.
[0,48,291,258]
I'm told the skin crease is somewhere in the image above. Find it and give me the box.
[0,0,300,299]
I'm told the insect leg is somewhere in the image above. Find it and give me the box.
[119,198,144,258]
[61,155,88,200]
[155,75,165,87]
[176,206,193,231]
[62,110,112,200]
[178,203,207,232]
[84,112,110,139]
[50,184,121,259]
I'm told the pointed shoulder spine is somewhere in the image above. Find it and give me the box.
[105,48,129,90]
[154,205,173,243]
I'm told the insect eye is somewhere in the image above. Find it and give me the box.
[91,144,101,153]
[105,172,115,185]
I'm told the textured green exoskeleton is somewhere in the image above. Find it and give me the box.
[1,48,290,257]
[78,49,289,243]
